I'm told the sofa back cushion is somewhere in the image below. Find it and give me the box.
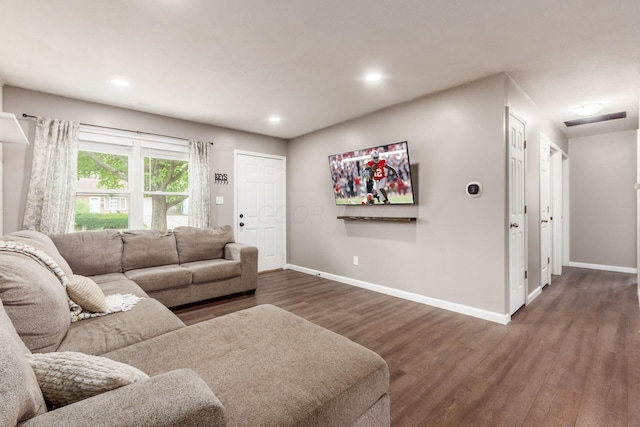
[174,225,234,263]
[0,300,47,426]
[50,230,123,275]
[0,252,71,352]
[5,230,74,278]
[121,230,179,271]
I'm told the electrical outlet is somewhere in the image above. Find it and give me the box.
[215,196,224,205]
[353,256,358,266]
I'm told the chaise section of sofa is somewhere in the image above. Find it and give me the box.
[103,304,390,426]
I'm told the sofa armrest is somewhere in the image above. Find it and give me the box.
[20,369,226,427]
[225,243,258,291]
[224,242,257,262]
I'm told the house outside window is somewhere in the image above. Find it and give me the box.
[75,126,189,231]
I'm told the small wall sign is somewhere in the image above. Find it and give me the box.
[215,173,229,184]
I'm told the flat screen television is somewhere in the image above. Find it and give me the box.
[328,141,415,205]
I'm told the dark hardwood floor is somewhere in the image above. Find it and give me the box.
[173,267,639,426]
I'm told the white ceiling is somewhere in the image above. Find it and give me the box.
[0,0,638,140]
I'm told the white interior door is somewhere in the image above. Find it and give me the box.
[508,112,526,315]
[563,157,571,267]
[540,136,551,287]
[235,152,286,272]
[551,148,564,275]
[637,130,640,289]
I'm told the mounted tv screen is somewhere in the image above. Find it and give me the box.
[329,141,415,205]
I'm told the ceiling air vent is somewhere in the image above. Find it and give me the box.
[564,111,626,127]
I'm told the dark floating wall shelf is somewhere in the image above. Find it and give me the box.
[337,216,417,222]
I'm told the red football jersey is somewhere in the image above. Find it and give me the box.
[366,159,387,181]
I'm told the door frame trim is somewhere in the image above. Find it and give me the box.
[234,150,287,270]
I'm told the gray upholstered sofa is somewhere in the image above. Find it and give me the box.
[49,225,258,308]
[0,229,390,426]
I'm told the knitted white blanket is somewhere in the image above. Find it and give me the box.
[69,294,143,322]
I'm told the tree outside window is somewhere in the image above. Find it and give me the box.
[76,146,189,230]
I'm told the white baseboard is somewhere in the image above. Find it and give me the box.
[527,286,542,304]
[568,261,637,274]
[285,264,510,325]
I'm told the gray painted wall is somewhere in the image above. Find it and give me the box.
[570,130,637,268]
[288,74,508,314]
[2,86,287,234]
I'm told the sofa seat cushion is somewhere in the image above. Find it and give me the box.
[103,305,389,427]
[56,298,185,355]
[90,272,128,285]
[121,230,179,271]
[124,265,192,292]
[174,225,234,263]
[0,252,70,353]
[49,230,123,275]
[0,300,47,426]
[181,259,242,284]
[89,274,148,298]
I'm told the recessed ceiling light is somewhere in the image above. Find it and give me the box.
[573,103,603,116]
[365,73,382,82]
[268,116,281,124]
[112,79,130,87]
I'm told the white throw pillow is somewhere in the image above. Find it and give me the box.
[67,274,107,313]
[26,351,149,407]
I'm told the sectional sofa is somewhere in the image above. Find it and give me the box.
[0,228,390,426]
[49,225,258,308]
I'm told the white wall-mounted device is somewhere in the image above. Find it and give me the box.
[466,181,483,197]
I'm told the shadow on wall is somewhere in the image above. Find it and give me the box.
[340,163,420,243]
[342,220,419,243]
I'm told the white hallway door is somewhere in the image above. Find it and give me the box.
[551,149,565,276]
[540,136,551,288]
[235,152,285,272]
[508,112,527,315]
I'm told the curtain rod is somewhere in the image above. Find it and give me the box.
[21,113,213,145]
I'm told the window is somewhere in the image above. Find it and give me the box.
[75,127,189,231]
[104,196,127,211]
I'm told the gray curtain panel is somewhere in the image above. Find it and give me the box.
[188,140,212,228]
[23,117,79,233]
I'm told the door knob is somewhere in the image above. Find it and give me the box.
[510,222,519,228]
[239,214,244,218]
[541,220,548,223]
[239,222,245,227]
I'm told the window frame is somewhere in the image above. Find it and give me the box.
[76,125,189,230]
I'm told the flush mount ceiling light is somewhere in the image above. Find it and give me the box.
[268,116,281,124]
[112,79,130,87]
[364,73,382,82]
[573,103,603,116]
